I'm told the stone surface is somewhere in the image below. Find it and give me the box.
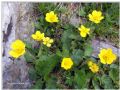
[2,2,35,89]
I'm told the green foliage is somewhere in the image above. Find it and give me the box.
[31,79,44,89]
[78,7,86,17]
[35,54,60,79]
[101,75,114,89]
[28,67,37,81]
[92,76,100,89]
[74,70,93,89]
[84,44,93,57]
[24,3,119,89]
[71,49,83,65]
[24,50,35,63]
[45,75,58,88]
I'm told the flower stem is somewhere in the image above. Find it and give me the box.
[37,43,43,57]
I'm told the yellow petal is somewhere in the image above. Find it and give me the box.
[98,54,106,64]
[92,10,98,16]
[9,50,20,58]
[80,32,87,37]
[43,41,47,45]
[49,39,53,43]
[31,34,37,40]
[97,11,102,16]
[36,31,41,36]
[47,44,51,47]
[88,14,93,20]
[50,11,54,15]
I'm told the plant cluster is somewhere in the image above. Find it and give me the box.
[8,3,119,89]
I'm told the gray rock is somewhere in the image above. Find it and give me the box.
[2,2,36,89]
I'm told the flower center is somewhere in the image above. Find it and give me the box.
[93,15,99,20]
[50,15,55,21]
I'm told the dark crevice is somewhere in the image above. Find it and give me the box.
[2,17,13,56]
[3,17,13,43]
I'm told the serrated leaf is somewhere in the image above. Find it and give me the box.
[92,77,100,89]
[31,79,43,89]
[71,49,83,65]
[68,33,79,40]
[46,75,58,89]
[58,6,67,13]
[35,55,60,79]
[61,30,72,50]
[110,64,119,69]
[101,75,113,89]
[62,48,70,57]
[109,68,119,83]
[24,50,35,63]
[84,45,93,57]
[28,67,37,81]
[56,49,63,57]
[78,8,86,16]
[74,70,89,88]
[64,72,73,87]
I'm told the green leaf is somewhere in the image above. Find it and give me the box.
[58,6,67,13]
[65,72,73,87]
[78,8,86,16]
[35,55,60,79]
[62,47,70,57]
[56,49,63,57]
[31,79,43,89]
[28,67,37,81]
[109,68,119,83]
[46,75,58,89]
[84,45,93,57]
[24,50,35,63]
[110,64,119,69]
[92,76,100,89]
[71,49,83,65]
[101,75,113,89]
[68,33,79,40]
[25,41,38,56]
[61,30,72,50]
[74,70,89,88]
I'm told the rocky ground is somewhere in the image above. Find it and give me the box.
[2,2,119,89]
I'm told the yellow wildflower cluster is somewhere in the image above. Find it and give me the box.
[87,61,99,73]
[98,48,117,64]
[78,10,104,38]
[61,58,73,70]
[9,40,26,58]
[31,31,53,47]
[8,10,117,74]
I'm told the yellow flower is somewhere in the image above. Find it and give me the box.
[87,60,93,66]
[45,11,59,23]
[78,25,90,37]
[87,61,99,73]
[43,37,53,47]
[31,31,44,41]
[88,10,104,24]
[61,58,73,70]
[98,48,117,64]
[9,40,26,58]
